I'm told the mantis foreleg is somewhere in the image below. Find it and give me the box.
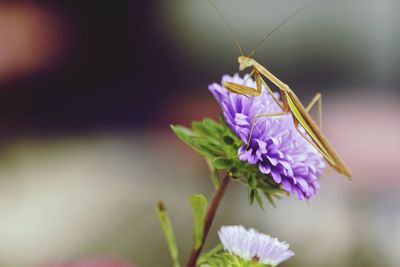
[223,68,265,97]
[293,120,336,166]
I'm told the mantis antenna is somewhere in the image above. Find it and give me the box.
[249,3,308,57]
[208,0,244,56]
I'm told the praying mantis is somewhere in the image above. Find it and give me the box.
[209,0,352,179]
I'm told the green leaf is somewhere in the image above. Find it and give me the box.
[171,125,196,146]
[196,143,222,159]
[172,125,222,160]
[207,160,220,190]
[222,135,235,145]
[203,118,223,133]
[254,190,265,210]
[248,187,255,205]
[260,188,283,208]
[156,202,180,267]
[191,119,223,141]
[212,157,234,169]
[248,175,257,189]
[190,194,209,249]
[264,192,277,208]
[193,138,222,153]
[192,121,214,137]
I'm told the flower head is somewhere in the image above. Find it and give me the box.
[218,225,294,266]
[209,74,326,199]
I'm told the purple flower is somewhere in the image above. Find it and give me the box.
[209,74,326,199]
[218,225,294,266]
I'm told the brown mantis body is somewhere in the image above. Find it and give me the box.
[210,0,352,178]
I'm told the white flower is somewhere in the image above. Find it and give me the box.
[218,225,294,266]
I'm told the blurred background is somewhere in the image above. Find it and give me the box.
[0,0,399,266]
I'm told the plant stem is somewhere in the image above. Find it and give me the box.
[186,173,231,267]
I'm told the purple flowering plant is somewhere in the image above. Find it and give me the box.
[173,73,325,203]
[157,73,327,267]
[208,74,326,200]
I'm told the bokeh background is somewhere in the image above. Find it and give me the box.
[0,0,399,266]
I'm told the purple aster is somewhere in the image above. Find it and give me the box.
[209,73,326,199]
[218,225,294,266]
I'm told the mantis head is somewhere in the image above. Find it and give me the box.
[238,56,253,71]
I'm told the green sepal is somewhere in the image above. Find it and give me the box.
[199,251,268,267]
[197,244,224,266]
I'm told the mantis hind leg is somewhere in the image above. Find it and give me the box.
[306,92,322,129]
[292,117,336,167]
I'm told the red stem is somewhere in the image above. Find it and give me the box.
[186,173,231,267]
